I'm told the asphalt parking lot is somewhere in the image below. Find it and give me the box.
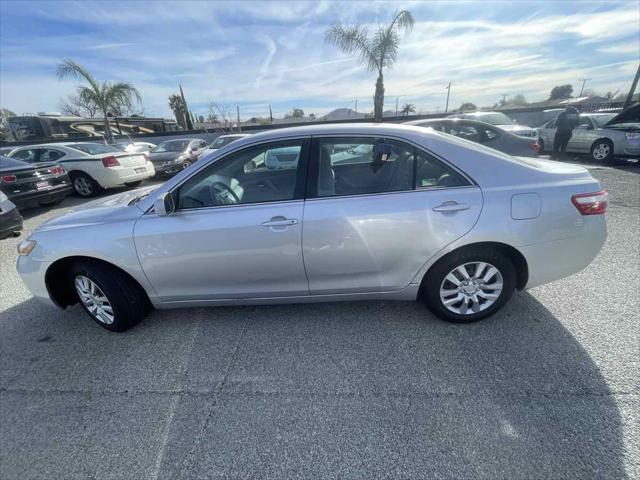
[1,162,638,479]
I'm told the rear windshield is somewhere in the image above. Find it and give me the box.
[0,155,30,170]
[68,143,120,155]
[471,113,513,125]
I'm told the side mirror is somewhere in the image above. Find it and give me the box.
[154,192,175,216]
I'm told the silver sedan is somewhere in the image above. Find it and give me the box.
[538,105,640,163]
[405,118,540,157]
[16,123,608,331]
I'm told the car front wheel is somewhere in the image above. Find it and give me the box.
[70,261,149,331]
[423,247,516,323]
[590,139,613,163]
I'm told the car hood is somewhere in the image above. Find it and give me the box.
[498,124,535,132]
[147,151,182,162]
[35,186,154,232]
[605,102,639,126]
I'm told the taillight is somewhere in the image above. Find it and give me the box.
[1,174,17,183]
[529,142,540,152]
[49,165,65,175]
[143,153,149,161]
[571,190,608,215]
[102,156,120,168]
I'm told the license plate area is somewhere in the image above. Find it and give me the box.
[134,167,146,174]
[35,181,50,190]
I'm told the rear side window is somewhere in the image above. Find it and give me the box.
[313,137,414,197]
[415,150,469,189]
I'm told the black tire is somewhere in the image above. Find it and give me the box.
[125,180,143,187]
[69,260,150,332]
[422,246,516,323]
[70,172,102,197]
[590,139,614,164]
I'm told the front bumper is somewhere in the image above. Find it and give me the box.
[16,256,58,308]
[152,158,187,175]
[0,207,23,240]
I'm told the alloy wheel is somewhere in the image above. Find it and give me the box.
[74,275,114,324]
[439,262,504,315]
[592,143,610,161]
[73,176,93,196]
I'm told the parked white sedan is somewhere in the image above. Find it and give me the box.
[8,142,155,197]
[538,104,640,163]
[16,124,607,331]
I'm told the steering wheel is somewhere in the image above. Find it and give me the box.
[210,181,240,205]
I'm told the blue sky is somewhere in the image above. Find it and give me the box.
[1,0,638,119]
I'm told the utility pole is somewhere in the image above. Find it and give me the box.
[623,64,640,109]
[269,104,273,123]
[179,85,193,130]
[579,78,591,96]
[236,105,241,132]
[354,98,358,113]
[395,97,399,116]
[445,83,451,113]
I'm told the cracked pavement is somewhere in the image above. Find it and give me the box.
[1,164,638,479]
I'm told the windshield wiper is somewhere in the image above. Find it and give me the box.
[128,192,150,205]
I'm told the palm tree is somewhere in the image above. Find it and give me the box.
[401,103,416,116]
[325,10,414,122]
[56,59,142,142]
[168,94,187,128]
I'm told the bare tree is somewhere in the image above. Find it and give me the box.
[59,93,99,117]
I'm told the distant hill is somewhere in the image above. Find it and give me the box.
[321,108,367,121]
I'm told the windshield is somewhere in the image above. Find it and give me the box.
[152,140,189,153]
[473,113,513,125]
[591,114,617,127]
[68,143,120,155]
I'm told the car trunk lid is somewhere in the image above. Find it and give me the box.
[112,152,147,167]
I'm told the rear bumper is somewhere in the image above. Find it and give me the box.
[10,185,73,208]
[0,207,23,240]
[521,215,607,289]
[99,162,156,188]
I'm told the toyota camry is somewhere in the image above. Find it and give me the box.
[16,124,607,331]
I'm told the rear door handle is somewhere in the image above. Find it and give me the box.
[432,201,470,212]
[261,216,298,227]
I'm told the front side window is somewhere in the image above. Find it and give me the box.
[10,149,39,162]
[313,138,414,197]
[177,140,306,209]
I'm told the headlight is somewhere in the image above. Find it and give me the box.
[17,239,37,256]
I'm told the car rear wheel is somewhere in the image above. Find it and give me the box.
[70,261,149,331]
[71,172,101,197]
[590,139,613,163]
[422,247,516,323]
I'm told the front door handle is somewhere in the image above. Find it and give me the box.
[432,201,470,213]
[261,216,298,227]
